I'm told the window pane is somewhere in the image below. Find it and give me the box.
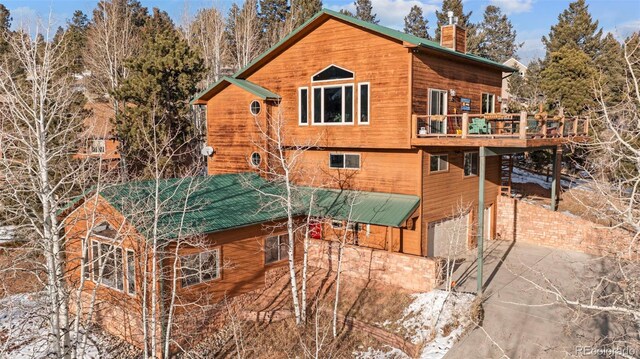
[201,250,219,282]
[472,153,478,175]
[345,154,360,169]
[430,155,440,172]
[313,88,322,123]
[100,243,116,288]
[324,87,342,123]
[265,236,280,264]
[83,242,90,280]
[430,90,445,116]
[344,86,353,123]
[300,88,308,124]
[329,154,344,168]
[126,250,136,295]
[278,235,289,261]
[360,84,369,123]
[115,247,124,291]
[181,254,200,287]
[312,65,354,81]
[439,155,448,171]
[92,242,100,280]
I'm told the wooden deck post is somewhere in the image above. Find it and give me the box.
[573,117,579,135]
[411,114,417,138]
[519,111,527,139]
[462,113,469,138]
[477,146,486,295]
[583,117,589,134]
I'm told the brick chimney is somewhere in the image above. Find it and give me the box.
[440,11,467,53]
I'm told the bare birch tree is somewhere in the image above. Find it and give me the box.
[184,7,228,86]
[228,0,262,71]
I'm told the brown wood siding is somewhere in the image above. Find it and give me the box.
[238,17,411,149]
[455,26,467,53]
[440,25,455,50]
[412,52,502,116]
[420,147,500,255]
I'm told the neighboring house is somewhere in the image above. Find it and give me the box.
[62,9,588,353]
[75,101,120,168]
[501,57,528,111]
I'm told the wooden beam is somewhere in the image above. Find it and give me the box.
[477,146,486,295]
[519,111,527,139]
[462,113,469,138]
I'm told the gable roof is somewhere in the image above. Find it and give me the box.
[191,76,280,105]
[192,9,516,104]
[84,173,419,241]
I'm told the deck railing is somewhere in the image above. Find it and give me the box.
[411,111,589,140]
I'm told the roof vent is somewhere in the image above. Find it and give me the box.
[447,11,454,25]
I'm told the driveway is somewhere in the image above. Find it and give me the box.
[444,240,620,359]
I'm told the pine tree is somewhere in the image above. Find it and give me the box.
[404,5,430,39]
[0,4,11,54]
[541,45,595,115]
[354,0,378,24]
[542,0,602,58]
[55,11,89,75]
[289,0,322,28]
[260,0,289,48]
[476,5,520,62]
[339,9,354,17]
[594,33,625,101]
[114,9,204,177]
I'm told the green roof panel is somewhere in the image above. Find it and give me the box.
[190,77,280,105]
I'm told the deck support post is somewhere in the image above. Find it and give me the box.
[550,146,561,211]
[477,146,487,295]
[462,113,469,138]
[519,111,527,139]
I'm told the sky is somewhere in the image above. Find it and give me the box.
[3,0,639,64]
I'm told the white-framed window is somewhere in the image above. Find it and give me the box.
[311,64,354,83]
[90,139,105,154]
[250,152,261,167]
[464,152,479,177]
[428,89,448,134]
[298,87,309,125]
[180,249,221,288]
[250,100,261,116]
[481,93,495,114]
[429,154,448,173]
[312,84,354,125]
[330,219,343,229]
[126,249,136,295]
[91,240,124,291]
[358,82,370,124]
[265,234,288,264]
[329,153,360,169]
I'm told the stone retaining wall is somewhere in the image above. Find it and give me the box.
[495,196,637,259]
[308,239,442,292]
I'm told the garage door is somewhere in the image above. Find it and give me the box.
[427,212,470,257]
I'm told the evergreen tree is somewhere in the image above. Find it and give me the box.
[594,33,625,101]
[0,4,11,54]
[289,0,322,28]
[54,11,89,75]
[114,9,204,177]
[541,45,595,115]
[476,5,520,62]
[542,0,602,58]
[259,0,289,48]
[354,0,378,24]
[404,5,430,39]
[339,9,354,17]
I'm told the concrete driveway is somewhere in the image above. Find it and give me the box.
[444,240,622,359]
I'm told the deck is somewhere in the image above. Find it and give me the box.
[410,112,589,147]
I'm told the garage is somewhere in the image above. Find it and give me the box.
[427,212,470,257]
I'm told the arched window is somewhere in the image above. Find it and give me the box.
[311,65,354,82]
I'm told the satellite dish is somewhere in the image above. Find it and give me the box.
[201,146,215,157]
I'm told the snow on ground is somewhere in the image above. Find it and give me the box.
[511,167,587,190]
[0,292,101,358]
[354,290,476,359]
[0,226,16,244]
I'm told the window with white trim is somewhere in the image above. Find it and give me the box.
[91,240,124,291]
[90,139,105,154]
[464,152,479,177]
[126,249,136,295]
[312,85,354,124]
[311,65,354,82]
[482,93,495,114]
[298,87,308,124]
[265,234,288,264]
[429,154,448,173]
[329,153,360,169]
[180,249,220,288]
[358,83,370,124]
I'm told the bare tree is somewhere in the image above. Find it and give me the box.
[228,0,262,71]
[184,7,228,86]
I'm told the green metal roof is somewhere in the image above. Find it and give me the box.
[191,9,516,104]
[93,173,419,240]
[191,76,280,105]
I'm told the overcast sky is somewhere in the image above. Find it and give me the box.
[4,0,639,64]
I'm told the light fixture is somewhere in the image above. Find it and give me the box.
[201,146,215,157]
[449,89,456,97]
[497,96,502,102]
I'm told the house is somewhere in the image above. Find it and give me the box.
[74,101,121,168]
[63,9,588,353]
[501,57,528,111]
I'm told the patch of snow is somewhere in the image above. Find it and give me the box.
[355,290,476,359]
[0,226,16,243]
[511,167,587,190]
[0,292,103,358]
